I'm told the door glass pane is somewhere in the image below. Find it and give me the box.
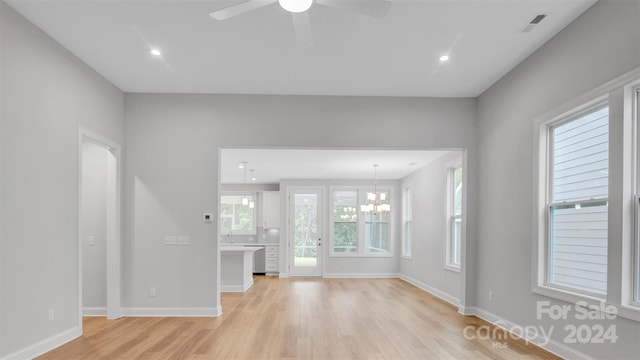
[294,194,318,267]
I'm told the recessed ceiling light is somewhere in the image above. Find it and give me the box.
[150,48,162,56]
[439,55,450,62]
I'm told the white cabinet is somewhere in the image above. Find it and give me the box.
[262,191,280,229]
[265,245,279,275]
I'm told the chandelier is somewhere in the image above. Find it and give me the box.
[360,164,390,214]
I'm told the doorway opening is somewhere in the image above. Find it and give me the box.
[78,128,122,328]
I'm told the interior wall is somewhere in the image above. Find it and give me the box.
[0,2,125,357]
[123,94,477,312]
[399,151,462,304]
[81,142,108,311]
[476,0,640,358]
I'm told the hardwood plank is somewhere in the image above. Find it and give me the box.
[37,277,560,359]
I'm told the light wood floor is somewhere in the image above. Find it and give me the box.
[38,277,558,359]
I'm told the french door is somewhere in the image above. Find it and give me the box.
[289,188,323,277]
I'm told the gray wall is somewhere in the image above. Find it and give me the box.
[0,2,124,356]
[123,94,478,310]
[400,151,462,303]
[81,142,108,310]
[476,0,640,358]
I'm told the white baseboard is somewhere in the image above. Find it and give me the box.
[323,272,398,279]
[83,307,107,316]
[465,307,595,360]
[398,274,460,307]
[458,305,477,316]
[220,280,253,292]
[1,326,81,360]
[122,307,220,317]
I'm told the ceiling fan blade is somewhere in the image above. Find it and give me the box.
[209,0,277,21]
[315,0,392,19]
[292,12,314,48]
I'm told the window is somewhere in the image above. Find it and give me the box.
[220,193,256,234]
[332,191,358,253]
[402,187,413,258]
[329,187,393,256]
[446,163,462,269]
[547,105,609,296]
[365,190,390,253]
[533,72,640,320]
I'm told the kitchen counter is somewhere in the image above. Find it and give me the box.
[220,246,262,292]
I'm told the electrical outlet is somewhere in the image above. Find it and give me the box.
[48,309,55,322]
[149,287,156,297]
[88,236,96,246]
[489,291,493,301]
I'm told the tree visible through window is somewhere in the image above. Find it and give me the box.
[220,194,255,234]
[294,194,318,266]
[330,188,392,256]
[333,191,358,253]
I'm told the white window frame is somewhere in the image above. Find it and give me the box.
[329,186,394,258]
[631,83,640,309]
[329,188,359,254]
[533,69,640,322]
[402,186,413,259]
[445,161,462,272]
[548,103,609,298]
[219,192,256,235]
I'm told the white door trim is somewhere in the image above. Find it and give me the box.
[78,127,123,327]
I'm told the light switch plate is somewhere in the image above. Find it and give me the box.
[164,235,177,245]
[88,236,96,246]
[177,235,190,245]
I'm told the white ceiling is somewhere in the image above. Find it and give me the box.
[221,148,452,183]
[7,0,596,97]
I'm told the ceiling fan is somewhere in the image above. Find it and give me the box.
[209,0,392,48]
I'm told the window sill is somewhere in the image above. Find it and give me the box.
[401,255,413,261]
[533,285,640,322]
[617,304,640,322]
[444,264,460,273]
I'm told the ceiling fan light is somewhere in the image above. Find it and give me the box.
[279,0,313,13]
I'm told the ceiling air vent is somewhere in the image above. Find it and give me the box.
[521,13,548,33]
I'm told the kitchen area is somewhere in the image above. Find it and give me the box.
[219,185,281,292]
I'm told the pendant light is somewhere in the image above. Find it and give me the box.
[249,169,256,209]
[240,161,249,206]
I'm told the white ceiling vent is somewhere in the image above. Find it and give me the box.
[521,13,548,33]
